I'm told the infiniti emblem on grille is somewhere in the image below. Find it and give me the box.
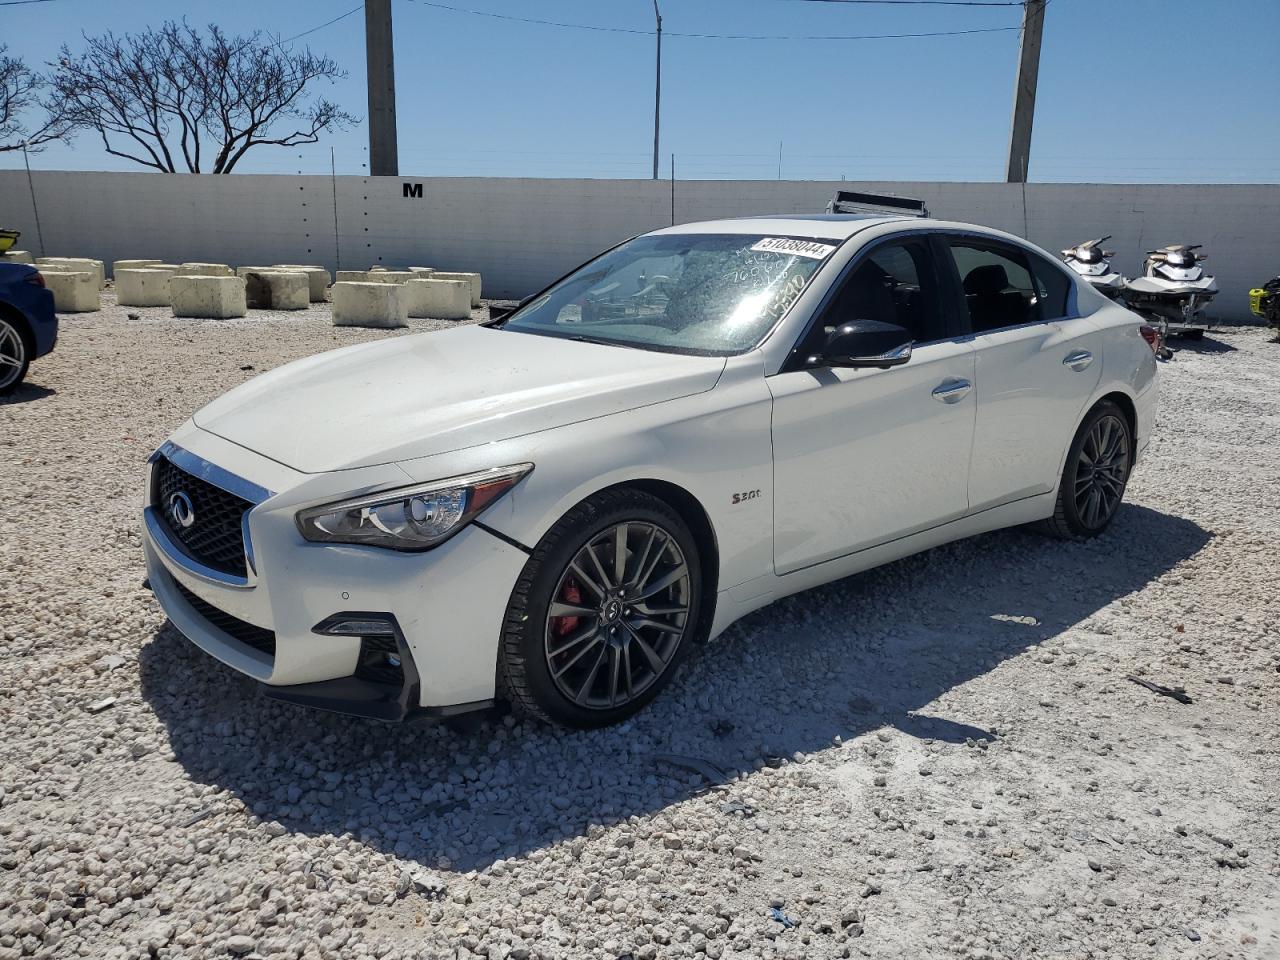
[168,491,196,529]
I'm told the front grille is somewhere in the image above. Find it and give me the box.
[355,635,405,686]
[153,457,251,578]
[173,580,276,658]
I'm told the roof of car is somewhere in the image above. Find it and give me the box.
[646,215,1040,254]
[646,214,914,241]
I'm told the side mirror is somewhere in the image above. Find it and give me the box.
[810,319,913,369]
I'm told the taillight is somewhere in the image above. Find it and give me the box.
[24,271,45,288]
[1139,325,1158,352]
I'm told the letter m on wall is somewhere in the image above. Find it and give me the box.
[403,182,424,199]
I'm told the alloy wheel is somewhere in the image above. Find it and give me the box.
[544,521,691,711]
[1073,414,1130,530]
[0,319,24,391]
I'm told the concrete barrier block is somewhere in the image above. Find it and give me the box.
[116,268,175,307]
[405,278,471,320]
[42,270,100,312]
[364,270,418,285]
[2,250,34,265]
[428,271,481,307]
[243,270,309,310]
[111,259,162,277]
[335,270,369,284]
[37,257,105,289]
[332,282,407,329]
[271,265,331,302]
[177,262,234,278]
[171,275,247,319]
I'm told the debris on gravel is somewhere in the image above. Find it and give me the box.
[2,299,1278,959]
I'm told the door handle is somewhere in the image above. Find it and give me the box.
[1063,350,1094,371]
[931,378,972,403]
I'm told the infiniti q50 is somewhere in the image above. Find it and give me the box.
[142,215,1157,728]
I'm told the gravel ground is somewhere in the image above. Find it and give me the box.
[1,296,1278,960]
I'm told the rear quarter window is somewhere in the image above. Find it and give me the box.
[1028,253,1074,319]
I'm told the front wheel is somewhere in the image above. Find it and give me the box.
[0,316,30,395]
[1041,401,1133,539]
[498,488,702,728]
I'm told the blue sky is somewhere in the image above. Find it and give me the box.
[2,0,1278,182]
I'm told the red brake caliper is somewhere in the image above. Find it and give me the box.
[555,579,583,636]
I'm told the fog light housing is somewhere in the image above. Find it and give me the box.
[311,613,415,689]
[314,617,396,637]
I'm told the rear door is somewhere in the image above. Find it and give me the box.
[768,235,976,575]
[942,237,1103,510]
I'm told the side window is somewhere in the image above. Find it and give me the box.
[948,241,1040,333]
[801,240,945,357]
[1028,253,1074,319]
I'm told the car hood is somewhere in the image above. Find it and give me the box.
[192,325,726,473]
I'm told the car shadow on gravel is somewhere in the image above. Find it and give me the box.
[0,382,55,404]
[139,502,1210,874]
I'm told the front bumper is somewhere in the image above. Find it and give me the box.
[142,425,530,718]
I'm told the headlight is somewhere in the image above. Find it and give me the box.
[295,464,532,551]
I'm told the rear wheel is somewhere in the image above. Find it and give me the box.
[1041,401,1133,539]
[0,315,30,395]
[498,488,701,728]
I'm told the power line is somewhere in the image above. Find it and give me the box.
[405,0,652,36]
[674,24,1017,39]
[769,0,1021,5]
[280,4,363,44]
[0,0,57,6]
[404,0,1021,41]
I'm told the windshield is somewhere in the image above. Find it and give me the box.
[498,233,838,355]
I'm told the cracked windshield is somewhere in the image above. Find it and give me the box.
[500,233,837,355]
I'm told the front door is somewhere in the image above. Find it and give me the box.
[768,237,976,575]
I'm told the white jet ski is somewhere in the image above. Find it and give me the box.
[1061,236,1126,300]
[1122,244,1217,340]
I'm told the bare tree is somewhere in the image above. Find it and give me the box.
[1,44,71,153]
[49,22,356,173]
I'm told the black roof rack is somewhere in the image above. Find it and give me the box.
[825,190,929,218]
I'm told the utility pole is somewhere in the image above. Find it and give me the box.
[1005,0,1046,183]
[365,0,399,177]
[652,0,662,180]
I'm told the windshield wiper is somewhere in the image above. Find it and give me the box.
[565,334,643,350]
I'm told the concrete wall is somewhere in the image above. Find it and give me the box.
[2,171,1276,320]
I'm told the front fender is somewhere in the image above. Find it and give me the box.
[393,356,776,595]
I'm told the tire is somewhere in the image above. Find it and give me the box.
[1040,400,1134,539]
[0,314,30,396]
[498,487,702,728]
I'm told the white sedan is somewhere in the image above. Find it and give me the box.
[142,214,1158,728]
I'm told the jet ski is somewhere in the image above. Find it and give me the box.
[1250,276,1280,339]
[1122,244,1217,340]
[1061,236,1126,300]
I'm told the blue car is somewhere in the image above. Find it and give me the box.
[0,263,58,395]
